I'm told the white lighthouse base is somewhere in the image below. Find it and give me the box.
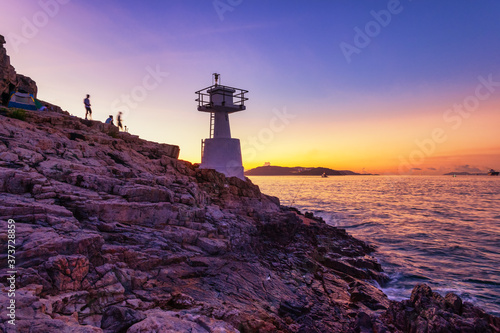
[200,138,245,180]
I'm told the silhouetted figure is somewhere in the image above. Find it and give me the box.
[105,115,114,125]
[84,94,92,120]
[117,111,123,130]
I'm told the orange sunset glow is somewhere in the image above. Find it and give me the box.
[1,1,499,175]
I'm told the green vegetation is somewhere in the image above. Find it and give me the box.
[6,108,27,121]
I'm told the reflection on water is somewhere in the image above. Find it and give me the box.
[250,175,500,316]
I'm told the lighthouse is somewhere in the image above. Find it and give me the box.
[196,74,248,180]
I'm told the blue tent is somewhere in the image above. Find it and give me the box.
[8,91,37,111]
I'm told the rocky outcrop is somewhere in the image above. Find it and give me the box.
[15,74,37,97]
[0,35,17,106]
[379,284,500,332]
[0,111,498,332]
[0,34,37,106]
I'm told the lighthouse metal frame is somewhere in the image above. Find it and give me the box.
[195,85,248,115]
[196,74,248,180]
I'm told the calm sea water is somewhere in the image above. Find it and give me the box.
[249,175,500,316]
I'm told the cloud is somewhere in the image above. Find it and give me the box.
[427,167,437,170]
[410,168,422,171]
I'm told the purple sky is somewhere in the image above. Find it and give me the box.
[2,0,500,173]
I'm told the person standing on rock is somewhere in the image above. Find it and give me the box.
[117,111,123,131]
[84,94,92,120]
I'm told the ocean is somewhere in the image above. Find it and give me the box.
[249,175,500,316]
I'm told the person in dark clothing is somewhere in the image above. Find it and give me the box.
[117,111,123,131]
[84,94,92,120]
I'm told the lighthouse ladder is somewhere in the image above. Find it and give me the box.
[209,112,215,138]
[201,139,205,162]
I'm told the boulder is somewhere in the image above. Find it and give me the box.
[44,255,90,292]
[380,283,500,332]
[126,310,239,333]
[101,306,146,332]
[16,73,37,97]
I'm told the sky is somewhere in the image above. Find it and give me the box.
[1,0,499,174]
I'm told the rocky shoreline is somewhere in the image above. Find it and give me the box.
[0,110,498,332]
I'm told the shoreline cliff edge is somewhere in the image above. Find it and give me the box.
[0,109,499,332]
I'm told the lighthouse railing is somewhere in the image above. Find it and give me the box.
[195,85,248,109]
[233,89,248,107]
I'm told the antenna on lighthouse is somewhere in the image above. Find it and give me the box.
[213,73,220,86]
[195,74,248,180]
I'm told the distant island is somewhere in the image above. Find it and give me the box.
[245,165,376,176]
[443,172,489,176]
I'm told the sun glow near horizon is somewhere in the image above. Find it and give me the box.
[1,1,499,175]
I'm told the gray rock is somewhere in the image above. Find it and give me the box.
[101,306,146,332]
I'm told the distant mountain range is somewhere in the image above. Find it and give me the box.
[443,172,488,176]
[244,165,375,176]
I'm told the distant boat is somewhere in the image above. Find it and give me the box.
[488,169,499,176]
[321,173,328,178]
